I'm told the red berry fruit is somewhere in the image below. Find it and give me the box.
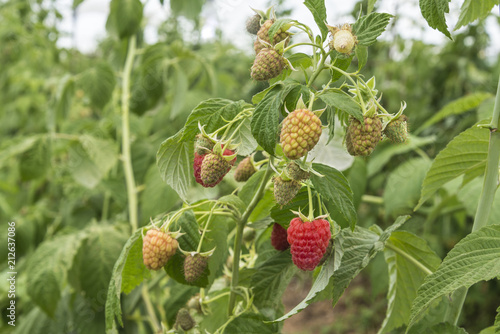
[287,217,331,271]
[271,223,290,251]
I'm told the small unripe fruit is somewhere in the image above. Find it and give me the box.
[184,253,208,283]
[142,229,178,270]
[175,308,195,331]
[273,176,301,206]
[346,115,382,156]
[254,19,290,54]
[280,109,322,160]
[251,48,285,81]
[194,134,214,155]
[271,223,290,251]
[234,156,257,182]
[384,115,409,143]
[246,14,261,35]
[333,29,356,54]
[286,161,310,181]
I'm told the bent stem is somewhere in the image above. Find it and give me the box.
[228,158,274,315]
[122,35,138,231]
[444,72,500,325]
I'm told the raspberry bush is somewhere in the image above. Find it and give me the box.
[5,0,500,333]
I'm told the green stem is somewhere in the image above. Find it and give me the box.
[228,158,274,315]
[197,207,214,253]
[121,35,138,231]
[329,65,367,114]
[385,243,433,276]
[141,285,160,332]
[444,72,500,325]
[307,52,327,88]
[307,184,314,221]
[361,194,384,205]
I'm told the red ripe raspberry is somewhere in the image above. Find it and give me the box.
[287,217,331,271]
[142,229,178,270]
[271,223,290,251]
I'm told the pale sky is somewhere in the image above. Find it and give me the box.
[56,0,499,58]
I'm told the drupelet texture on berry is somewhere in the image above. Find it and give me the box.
[184,253,208,283]
[254,19,290,54]
[280,109,322,160]
[273,176,302,206]
[234,156,257,182]
[251,48,285,81]
[287,217,331,271]
[346,115,382,156]
[142,229,178,270]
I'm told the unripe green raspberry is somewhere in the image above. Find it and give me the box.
[234,156,257,182]
[194,134,214,155]
[254,19,290,54]
[346,115,382,156]
[246,14,261,35]
[142,229,178,270]
[280,109,322,160]
[286,161,310,181]
[200,152,232,187]
[251,48,285,81]
[175,308,195,331]
[273,176,302,206]
[384,115,409,143]
[184,253,208,283]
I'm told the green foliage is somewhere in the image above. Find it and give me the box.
[353,12,393,46]
[380,231,441,333]
[408,225,500,329]
[106,0,143,39]
[416,123,489,209]
[419,0,452,39]
[303,0,328,40]
[455,0,498,30]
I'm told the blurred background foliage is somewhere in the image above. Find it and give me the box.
[0,0,499,333]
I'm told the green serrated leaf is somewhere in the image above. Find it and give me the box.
[310,163,356,229]
[367,135,436,177]
[156,130,193,201]
[457,177,500,225]
[408,225,500,329]
[140,164,180,221]
[252,251,296,309]
[330,55,353,82]
[303,0,328,40]
[384,158,431,218]
[416,92,493,133]
[170,0,203,21]
[19,137,50,181]
[272,245,338,322]
[353,12,393,46]
[418,0,452,39]
[455,0,497,30]
[379,231,441,334]
[0,135,40,168]
[181,98,250,141]
[251,84,287,155]
[70,225,127,309]
[78,63,116,109]
[332,216,409,307]
[319,91,363,123]
[54,74,75,119]
[270,189,310,226]
[225,313,279,333]
[368,0,377,14]
[356,45,368,70]
[164,280,198,327]
[26,232,86,317]
[269,18,294,43]
[287,53,313,71]
[170,65,189,119]
[416,124,489,210]
[106,0,143,39]
[230,117,258,156]
[121,233,151,294]
[218,194,246,217]
[409,322,469,334]
[105,228,143,331]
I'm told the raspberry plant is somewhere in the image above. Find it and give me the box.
[4,0,500,333]
[104,2,500,333]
